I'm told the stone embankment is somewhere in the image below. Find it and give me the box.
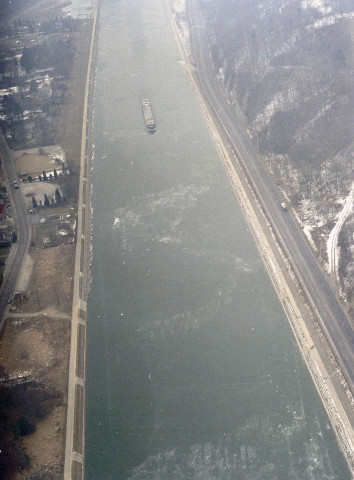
[63,1,99,479]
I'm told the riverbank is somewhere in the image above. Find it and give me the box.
[166,0,353,474]
[0,1,96,478]
[63,1,99,478]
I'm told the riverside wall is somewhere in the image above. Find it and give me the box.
[63,2,99,479]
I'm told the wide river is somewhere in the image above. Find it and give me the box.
[85,0,351,478]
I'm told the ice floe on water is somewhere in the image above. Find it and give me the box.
[111,184,253,339]
[112,185,210,248]
[127,419,339,480]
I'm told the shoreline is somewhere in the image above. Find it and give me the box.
[61,0,353,477]
[63,1,99,478]
[165,0,354,474]
[0,2,98,478]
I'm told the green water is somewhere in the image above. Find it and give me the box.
[85,0,351,478]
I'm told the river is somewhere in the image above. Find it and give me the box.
[84,0,351,478]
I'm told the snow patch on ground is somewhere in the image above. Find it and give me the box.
[232,47,250,73]
[21,182,59,208]
[14,145,65,164]
[273,31,299,59]
[173,0,186,14]
[301,0,332,15]
[0,86,19,98]
[294,102,333,144]
[172,0,190,57]
[250,87,299,133]
[307,12,354,31]
[302,225,316,249]
[46,145,65,163]
[62,0,94,19]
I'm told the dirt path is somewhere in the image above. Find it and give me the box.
[8,307,71,320]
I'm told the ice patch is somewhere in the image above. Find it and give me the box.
[127,418,336,480]
[158,236,180,244]
[113,184,210,251]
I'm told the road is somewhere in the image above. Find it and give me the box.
[327,181,354,277]
[187,0,354,387]
[0,135,30,332]
[0,1,64,332]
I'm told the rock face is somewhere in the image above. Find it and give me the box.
[200,0,353,305]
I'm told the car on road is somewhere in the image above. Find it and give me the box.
[13,180,19,189]
[281,202,287,210]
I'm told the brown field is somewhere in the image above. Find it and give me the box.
[15,153,62,177]
[2,244,75,479]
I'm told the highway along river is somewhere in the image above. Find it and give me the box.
[85,0,351,478]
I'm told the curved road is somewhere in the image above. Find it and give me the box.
[0,135,30,332]
[187,0,354,387]
[328,182,354,276]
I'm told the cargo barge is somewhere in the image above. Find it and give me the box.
[142,100,156,133]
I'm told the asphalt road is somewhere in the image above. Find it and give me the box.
[0,135,30,332]
[188,0,354,387]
